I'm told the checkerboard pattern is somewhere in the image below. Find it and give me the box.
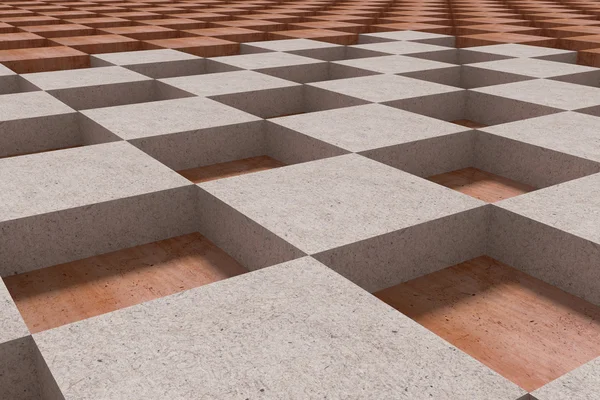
[1,29,600,400]
[4,0,600,73]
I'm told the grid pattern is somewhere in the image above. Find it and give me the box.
[1,31,600,400]
[4,0,600,73]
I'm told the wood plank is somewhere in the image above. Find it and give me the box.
[427,167,535,203]
[4,232,247,333]
[374,256,600,392]
[178,155,285,183]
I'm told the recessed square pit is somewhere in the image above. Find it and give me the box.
[383,81,562,126]
[0,91,120,158]
[82,96,349,179]
[463,57,600,88]
[3,232,248,333]
[163,70,369,119]
[428,167,535,202]
[374,256,600,392]
[0,64,40,95]
[363,122,600,201]
[91,48,240,78]
[20,66,195,110]
[239,38,388,61]
[178,155,286,183]
[458,43,577,64]
[345,40,459,63]
[209,51,378,83]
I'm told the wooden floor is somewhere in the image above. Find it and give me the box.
[3,233,248,333]
[374,256,600,392]
[451,119,487,129]
[178,155,285,183]
[427,167,535,203]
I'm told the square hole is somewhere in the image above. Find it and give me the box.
[178,155,286,183]
[21,66,195,110]
[374,256,600,392]
[0,91,119,158]
[358,31,456,47]
[81,96,348,181]
[0,71,39,95]
[162,71,368,119]
[362,122,600,202]
[345,40,460,64]
[461,58,600,88]
[458,43,578,64]
[209,51,377,83]
[387,84,562,127]
[240,38,388,61]
[211,83,369,119]
[427,167,535,203]
[91,48,239,78]
[3,232,248,333]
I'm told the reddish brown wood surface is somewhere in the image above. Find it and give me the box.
[4,233,247,333]
[178,155,285,183]
[375,256,600,391]
[428,167,535,203]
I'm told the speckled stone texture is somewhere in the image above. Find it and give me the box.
[532,357,600,400]
[490,173,600,306]
[1,31,600,399]
[0,280,28,344]
[33,257,526,400]
[0,142,196,275]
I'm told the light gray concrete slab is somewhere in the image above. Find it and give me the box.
[0,142,196,274]
[240,38,347,61]
[91,50,236,78]
[210,52,329,83]
[468,58,598,79]
[211,51,325,70]
[240,39,346,61]
[21,66,150,90]
[0,63,15,77]
[0,64,37,95]
[0,337,45,400]
[460,43,577,64]
[21,66,192,110]
[269,103,468,152]
[160,70,299,96]
[0,91,73,121]
[199,154,483,254]
[0,280,28,344]
[481,111,600,163]
[34,257,526,400]
[472,79,600,111]
[497,173,600,245]
[309,74,463,103]
[531,357,600,400]
[358,31,455,46]
[0,141,190,222]
[348,40,458,63]
[489,173,600,305]
[0,92,100,158]
[473,130,600,189]
[332,54,458,75]
[467,58,600,86]
[91,49,201,66]
[82,97,261,141]
[241,38,342,52]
